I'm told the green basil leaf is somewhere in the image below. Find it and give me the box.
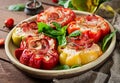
[46,25,67,36]
[69,30,81,37]
[56,26,67,46]
[61,26,67,34]
[37,22,67,46]
[37,22,52,33]
[57,34,67,46]
[71,64,80,68]
[44,33,56,38]
[8,4,25,11]
[46,30,64,36]
[54,65,70,70]
[52,22,61,30]
[102,30,117,51]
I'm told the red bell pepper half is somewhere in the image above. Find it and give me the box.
[67,14,110,43]
[37,7,76,27]
[15,34,59,70]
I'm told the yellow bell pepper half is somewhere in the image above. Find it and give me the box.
[58,43,103,67]
[79,44,102,64]
[12,28,23,47]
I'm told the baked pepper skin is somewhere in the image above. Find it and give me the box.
[59,51,81,66]
[58,35,103,66]
[12,21,38,47]
[37,7,76,27]
[12,28,22,47]
[15,34,59,70]
[78,43,102,64]
[67,15,110,43]
[59,43,102,66]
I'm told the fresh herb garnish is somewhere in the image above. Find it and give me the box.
[71,64,80,68]
[54,65,70,70]
[52,22,61,30]
[54,64,80,70]
[102,30,117,51]
[37,22,67,46]
[68,30,81,37]
[57,34,67,46]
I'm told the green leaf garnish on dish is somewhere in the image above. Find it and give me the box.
[68,30,81,37]
[37,22,67,46]
[102,29,117,52]
[54,65,70,70]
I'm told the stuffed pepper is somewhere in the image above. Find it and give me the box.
[15,33,59,70]
[12,21,38,47]
[67,14,110,42]
[37,7,76,27]
[58,34,103,66]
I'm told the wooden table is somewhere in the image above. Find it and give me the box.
[0,0,58,83]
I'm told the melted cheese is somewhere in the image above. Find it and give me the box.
[63,47,80,56]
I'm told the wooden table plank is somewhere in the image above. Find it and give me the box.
[0,60,51,83]
[0,31,10,62]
